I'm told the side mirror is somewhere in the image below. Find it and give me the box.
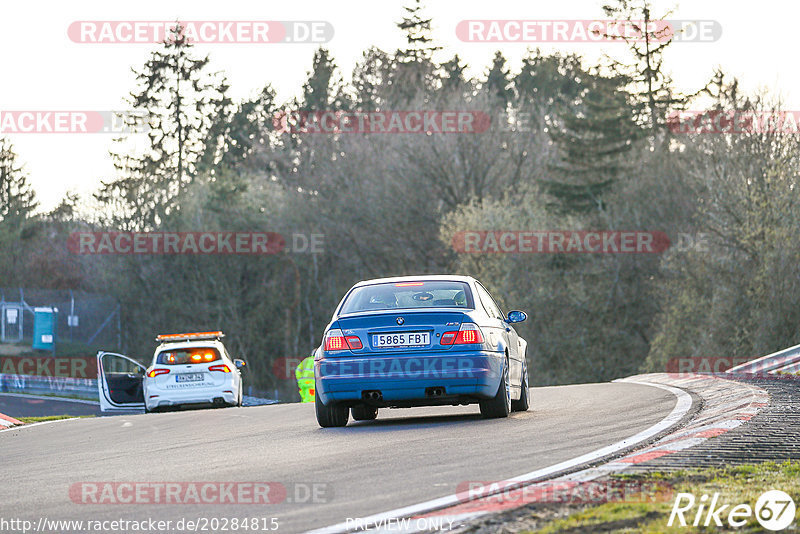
[234,359,246,369]
[506,310,527,324]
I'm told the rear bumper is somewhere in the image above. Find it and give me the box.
[144,380,237,409]
[315,350,504,405]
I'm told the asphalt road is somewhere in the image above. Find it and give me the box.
[0,383,675,533]
[0,393,102,417]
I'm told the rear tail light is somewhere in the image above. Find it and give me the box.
[440,323,485,345]
[324,329,362,351]
[147,368,170,378]
[209,364,231,373]
[440,332,457,345]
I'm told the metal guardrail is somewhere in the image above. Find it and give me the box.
[0,374,282,405]
[727,343,800,375]
[0,374,98,399]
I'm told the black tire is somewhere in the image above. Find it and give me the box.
[236,383,243,407]
[315,390,349,427]
[351,404,378,421]
[511,365,530,412]
[480,359,511,418]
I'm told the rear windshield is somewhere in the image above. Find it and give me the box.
[340,281,474,314]
[156,347,221,365]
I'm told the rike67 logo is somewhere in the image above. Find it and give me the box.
[669,490,796,531]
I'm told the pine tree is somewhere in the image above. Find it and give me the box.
[201,85,277,178]
[485,51,513,106]
[543,72,645,214]
[440,54,467,94]
[396,0,440,63]
[302,48,340,109]
[390,0,440,103]
[99,25,228,228]
[0,137,38,225]
[599,0,687,132]
[352,47,392,111]
[514,51,584,109]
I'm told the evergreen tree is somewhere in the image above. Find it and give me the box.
[99,25,228,228]
[352,47,392,111]
[440,54,467,94]
[543,72,644,214]
[201,85,277,178]
[302,48,339,109]
[390,0,440,103]
[514,51,584,109]
[0,137,38,225]
[396,0,439,63]
[484,51,513,106]
[599,0,687,131]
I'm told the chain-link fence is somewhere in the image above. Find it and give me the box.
[0,287,120,352]
[0,288,119,399]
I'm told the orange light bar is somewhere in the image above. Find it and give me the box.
[395,282,425,287]
[156,331,224,342]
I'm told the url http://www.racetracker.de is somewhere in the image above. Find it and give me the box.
[0,516,281,533]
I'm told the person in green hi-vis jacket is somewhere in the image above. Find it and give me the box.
[295,354,315,403]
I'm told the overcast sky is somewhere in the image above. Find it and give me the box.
[2,0,798,210]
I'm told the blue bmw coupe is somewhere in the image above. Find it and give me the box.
[314,275,529,427]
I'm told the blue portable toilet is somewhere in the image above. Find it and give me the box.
[32,307,58,351]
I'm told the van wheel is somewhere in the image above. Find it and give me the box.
[315,391,349,427]
[351,405,378,421]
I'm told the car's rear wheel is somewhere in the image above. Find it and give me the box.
[351,404,378,421]
[511,365,530,412]
[236,383,243,407]
[480,359,511,418]
[315,389,349,427]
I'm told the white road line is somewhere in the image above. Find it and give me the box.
[308,382,693,534]
[0,417,82,434]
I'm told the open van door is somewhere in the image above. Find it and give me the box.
[97,351,146,412]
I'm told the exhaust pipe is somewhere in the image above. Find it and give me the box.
[362,390,383,401]
[425,387,445,397]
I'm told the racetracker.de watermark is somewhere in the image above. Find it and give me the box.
[457,479,674,505]
[0,111,148,134]
[317,356,489,379]
[0,356,96,379]
[456,20,721,43]
[68,21,333,44]
[67,232,323,255]
[273,110,491,134]
[69,482,331,505]
[669,110,800,134]
[452,231,670,254]
[666,356,800,379]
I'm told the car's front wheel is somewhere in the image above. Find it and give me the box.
[351,405,378,421]
[315,389,349,427]
[480,359,511,418]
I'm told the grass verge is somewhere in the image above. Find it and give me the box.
[528,462,799,533]
[17,415,94,423]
